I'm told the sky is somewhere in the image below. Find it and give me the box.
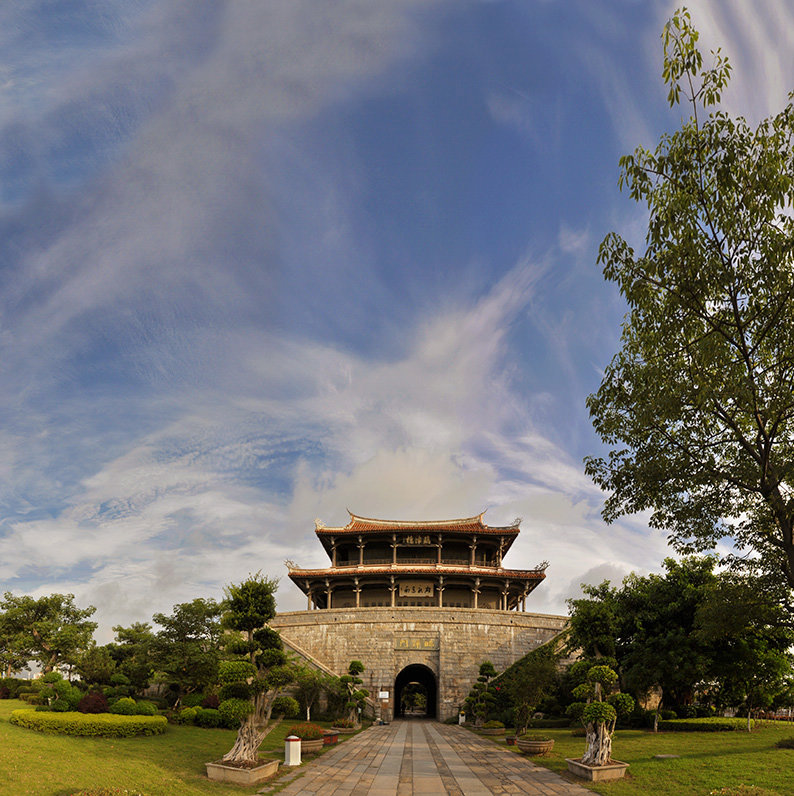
[2,0,794,642]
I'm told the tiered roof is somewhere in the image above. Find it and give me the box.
[314,511,521,536]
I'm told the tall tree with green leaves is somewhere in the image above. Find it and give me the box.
[0,592,97,673]
[109,622,156,692]
[151,598,223,705]
[586,7,794,594]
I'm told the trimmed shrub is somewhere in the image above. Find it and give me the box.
[527,718,571,729]
[175,707,197,725]
[134,701,158,716]
[181,693,204,708]
[77,691,109,714]
[110,697,137,715]
[660,709,678,720]
[194,708,222,728]
[482,720,505,729]
[218,698,252,727]
[659,717,754,732]
[201,694,220,709]
[10,709,166,737]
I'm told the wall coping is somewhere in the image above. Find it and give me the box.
[271,606,568,627]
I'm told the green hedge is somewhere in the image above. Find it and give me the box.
[658,717,754,732]
[10,709,167,737]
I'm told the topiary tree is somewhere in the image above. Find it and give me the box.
[217,574,298,765]
[464,661,498,727]
[574,665,634,766]
[339,660,368,727]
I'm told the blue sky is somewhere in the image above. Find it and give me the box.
[2,0,793,640]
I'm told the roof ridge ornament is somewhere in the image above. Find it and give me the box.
[511,517,522,528]
[315,518,326,530]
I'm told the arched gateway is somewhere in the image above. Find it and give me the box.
[395,663,437,718]
[270,512,568,721]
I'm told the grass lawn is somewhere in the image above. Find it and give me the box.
[0,700,356,796]
[484,724,794,795]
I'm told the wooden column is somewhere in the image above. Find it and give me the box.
[472,577,480,610]
[354,577,361,608]
[391,533,397,565]
[390,575,396,607]
[331,537,337,567]
[325,578,332,610]
[502,578,510,611]
[497,537,505,567]
[469,535,477,566]
[437,575,445,608]
[357,535,364,566]
[307,586,313,611]
[437,533,442,564]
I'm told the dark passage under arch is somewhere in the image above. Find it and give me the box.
[394,663,437,719]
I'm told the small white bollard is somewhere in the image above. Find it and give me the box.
[285,735,302,766]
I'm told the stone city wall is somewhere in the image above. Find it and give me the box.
[270,606,568,720]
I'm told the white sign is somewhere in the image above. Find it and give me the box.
[378,691,389,700]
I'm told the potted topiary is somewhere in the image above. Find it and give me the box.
[287,723,326,754]
[480,720,505,736]
[205,574,299,786]
[565,664,634,782]
[331,717,357,734]
[334,661,369,730]
[517,733,554,755]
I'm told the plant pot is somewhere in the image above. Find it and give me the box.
[480,728,505,736]
[505,736,517,746]
[322,730,339,745]
[516,738,555,755]
[300,737,324,754]
[332,725,358,734]
[206,758,279,785]
[566,758,629,782]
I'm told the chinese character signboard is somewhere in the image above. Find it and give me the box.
[394,637,439,650]
[398,581,434,597]
[403,535,433,545]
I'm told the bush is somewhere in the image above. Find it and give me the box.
[0,678,28,699]
[287,723,325,740]
[519,733,552,741]
[110,698,137,715]
[659,717,754,732]
[332,718,355,728]
[10,709,167,737]
[775,737,794,749]
[201,694,220,709]
[181,693,205,708]
[77,691,109,714]
[527,718,571,729]
[134,701,158,716]
[175,707,197,725]
[660,709,678,720]
[482,720,504,729]
[194,708,222,728]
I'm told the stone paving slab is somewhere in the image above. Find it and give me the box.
[262,720,593,795]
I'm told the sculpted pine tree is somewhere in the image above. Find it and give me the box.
[587,8,794,592]
[217,575,298,765]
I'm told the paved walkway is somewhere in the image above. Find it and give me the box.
[260,720,592,795]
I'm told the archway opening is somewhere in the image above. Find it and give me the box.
[394,663,437,719]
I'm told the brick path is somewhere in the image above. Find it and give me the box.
[259,720,592,795]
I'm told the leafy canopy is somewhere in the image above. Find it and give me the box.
[586,6,794,593]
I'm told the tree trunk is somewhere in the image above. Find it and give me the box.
[581,721,613,766]
[222,714,283,764]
